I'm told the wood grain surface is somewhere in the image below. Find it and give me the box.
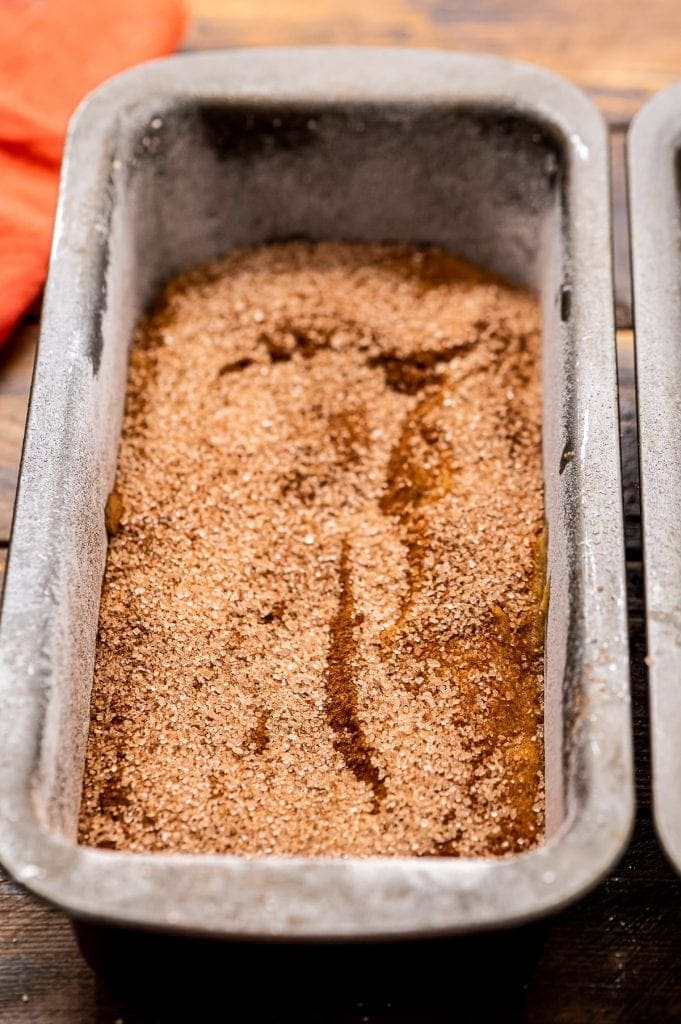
[186,0,681,125]
[1,1,679,1021]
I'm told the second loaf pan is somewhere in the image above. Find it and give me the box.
[629,85,681,875]
[0,49,632,939]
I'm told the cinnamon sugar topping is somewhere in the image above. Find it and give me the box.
[79,242,545,857]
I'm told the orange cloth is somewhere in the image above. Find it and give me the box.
[0,0,187,348]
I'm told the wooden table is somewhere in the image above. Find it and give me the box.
[1,2,679,1020]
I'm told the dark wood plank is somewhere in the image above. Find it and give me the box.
[0,871,98,1024]
[0,323,36,542]
[619,329,641,556]
[611,130,632,328]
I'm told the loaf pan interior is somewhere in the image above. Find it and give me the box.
[0,50,632,938]
[46,98,569,838]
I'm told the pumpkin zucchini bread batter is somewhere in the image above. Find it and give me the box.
[79,242,545,857]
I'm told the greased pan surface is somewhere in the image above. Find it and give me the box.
[0,49,632,939]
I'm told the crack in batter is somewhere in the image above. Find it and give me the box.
[324,538,386,811]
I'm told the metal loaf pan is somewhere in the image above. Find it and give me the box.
[628,85,681,874]
[0,49,632,941]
